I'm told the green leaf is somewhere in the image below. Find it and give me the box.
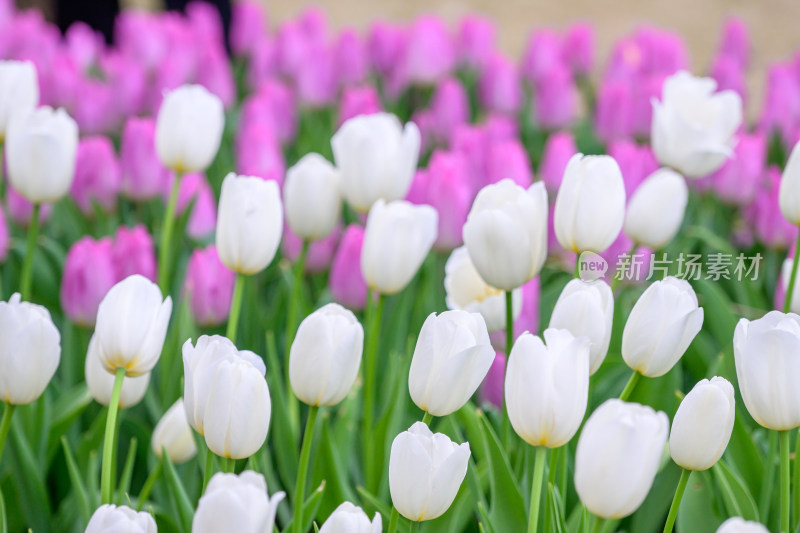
[713,460,759,521]
[61,436,92,525]
[630,462,681,533]
[282,481,326,533]
[677,470,722,533]
[8,416,51,532]
[116,438,138,505]
[546,483,566,533]
[160,448,194,533]
[46,385,92,464]
[355,486,391,521]
[0,484,7,533]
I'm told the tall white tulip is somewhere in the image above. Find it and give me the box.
[85,334,149,408]
[319,502,382,533]
[624,168,689,249]
[651,71,742,178]
[283,153,342,241]
[331,112,420,212]
[669,377,735,471]
[361,199,437,294]
[716,518,770,533]
[85,504,157,533]
[462,179,548,291]
[554,154,626,254]
[155,84,224,173]
[216,173,283,275]
[548,279,613,374]
[409,310,495,417]
[289,303,364,407]
[6,106,79,204]
[94,275,172,377]
[152,399,197,464]
[574,399,669,519]
[734,311,800,430]
[779,140,800,226]
[622,277,704,377]
[0,293,60,405]
[389,422,470,522]
[192,471,285,533]
[0,60,38,140]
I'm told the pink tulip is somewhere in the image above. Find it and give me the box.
[61,237,116,326]
[282,224,341,273]
[607,139,659,197]
[185,1,225,52]
[632,72,668,137]
[339,85,382,125]
[711,53,746,102]
[718,17,749,68]
[183,245,235,327]
[115,11,169,71]
[429,77,470,144]
[335,28,368,88]
[759,63,800,147]
[399,16,454,85]
[367,21,406,77]
[199,46,235,109]
[71,136,121,214]
[532,63,577,130]
[479,53,522,115]
[595,79,635,142]
[0,204,8,263]
[485,139,533,188]
[71,77,116,135]
[165,173,217,239]
[456,15,495,71]
[240,80,297,145]
[120,117,171,201]
[563,23,595,77]
[112,225,156,281]
[294,42,337,107]
[520,29,562,85]
[231,1,267,57]
[479,352,505,409]
[65,22,104,72]
[483,114,518,141]
[329,224,367,310]
[708,132,766,205]
[42,52,80,110]
[100,51,146,118]
[236,124,285,187]
[745,166,798,249]
[451,124,489,194]
[6,185,52,226]
[410,109,437,155]
[539,131,577,192]
[489,276,540,351]
[247,36,278,90]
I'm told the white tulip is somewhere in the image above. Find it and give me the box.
[331,112,420,212]
[0,293,60,405]
[716,517,769,533]
[6,106,79,204]
[574,399,669,519]
[289,303,364,407]
[85,504,157,533]
[651,71,742,178]
[319,502,382,533]
[443,246,521,332]
[389,422,470,522]
[283,153,342,241]
[554,154,626,254]
[0,60,38,140]
[361,199,437,294]
[409,310,495,417]
[192,471,285,533]
[624,168,688,249]
[734,311,800,431]
[155,84,224,173]
[548,279,613,375]
[95,275,172,377]
[669,377,735,471]
[621,277,704,377]
[152,399,197,464]
[216,173,283,275]
[779,140,800,226]
[85,334,149,408]
[462,179,548,291]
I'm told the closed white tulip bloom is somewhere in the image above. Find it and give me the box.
[216,173,283,275]
[652,71,742,178]
[152,399,197,464]
[462,179,548,291]
[574,399,669,519]
[0,60,38,140]
[361,199,437,294]
[716,517,770,533]
[443,246,521,332]
[85,504,157,533]
[331,112,420,212]
[319,502,382,533]
[85,334,149,408]
[554,154,626,254]
[669,377,734,471]
[95,275,172,377]
[621,277,704,377]
[192,471,285,533]
[624,168,688,249]
[779,140,800,225]
[0,293,60,405]
[505,329,590,447]
[734,311,800,431]
[548,279,613,375]
[389,422,470,522]
[409,310,495,416]
[155,84,224,173]
[6,106,78,204]
[290,303,364,407]
[283,153,342,241]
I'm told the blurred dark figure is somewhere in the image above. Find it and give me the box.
[56,0,119,43]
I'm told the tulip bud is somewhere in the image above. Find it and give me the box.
[409,311,494,416]
[623,168,689,249]
[554,154,626,254]
[320,502,381,533]
[389,422,470,522]
[290,303,364,407]
[120,117,171,201]
[505,329,590,447]
[575,399,669,519]
[361,199,437,295]
[85,504,156,533]
[216,173,283,275]
[183,246,235,327]
[716,517,769,533]
[329,225,368,310]
[463,179,548,291]
[85,334,149,408]
[61,237,116,327]
[112,225,156,282]
[152,399,197,464]
[193,471,285,533]
[284,153,342,241]
[6,106,79,204]
[332,112,421,212]
[669,377,735,470]
[548,279,613,374]
[0,293,60,405]
[155,84,224,173]
[95,275,172,377]
[0,60,38,141]
[622,277,704,377]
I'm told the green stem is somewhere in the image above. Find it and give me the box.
[363,291,385,491]
[574,255,581,279]
[101,367,126,504]
[591,517,604,533]
[286,239,310,349]
[226,274,245,342]
[0,403,15,462]
[760,431,778,518]
[409,520,420,533]
[223,457,235,474]
[505,289,514,357]
[422,412,433,426]
[528,446,547,533]
[793,430,800,530]
[202,446,214,493]
[293,406,319,533]
[20,203,40,301]
[784,231,800,313]
[618,371,641,402]
[157,172,182,294]
[388,507,400,533]
[663,469,691,533]
[136,461,162,511]
[781,430,791,533]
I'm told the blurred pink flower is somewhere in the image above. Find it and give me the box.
[236,124,286,186]
[489,276,540,351]
[759,63,800,147]
[483,113,518,141]
[71,136,121,214]
[294,42,337,107]
[0,204,8,263]
[607,139,659,197]
[335,28,368,88]
[745,166,798,249]
[456,15,496,71]
[6,185,52,226]
[339,85,382,125]
[198,46,235,108]
[120,117,171,201]
[521,29,562,84]
[479,351,505,409]
[282,224,341,273]
[485,138,533,188]
[112,225,156,281]
[231,1,267,57]
[429,77,470,144]
[711,53,746,102]
[367,21,406,77]
[329,224,367,310]
[595,79,635,142]
[240,80,297,145]
[398,16,454,85]
[183,244,235,327]
[532,62,577,130]
[65,22,104,72]
[71,77,116,135]
[100,51,146,118]
[247,35,278,89]
[539,131,577,192]
[563,23,595,77]
[451,124,489,194]
[479,53,522,115]
[708,132,766,205]
[61,236,116,326]
[718,17,749,68]
[165,172,217,239]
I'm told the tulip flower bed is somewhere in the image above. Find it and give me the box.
[2,1,800,532]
